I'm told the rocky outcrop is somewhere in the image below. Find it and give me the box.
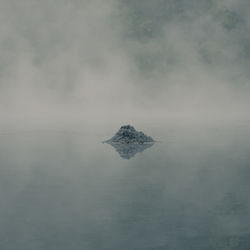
[105,125,154,144]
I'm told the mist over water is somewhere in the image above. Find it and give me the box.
[0,0,250,122]
[1,122,250,249]
[1,0,250,249]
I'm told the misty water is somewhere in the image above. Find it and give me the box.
[1,121,250,250]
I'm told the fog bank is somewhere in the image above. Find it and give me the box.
[0,0,250,126]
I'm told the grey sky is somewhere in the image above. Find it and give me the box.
[0,0,249,121]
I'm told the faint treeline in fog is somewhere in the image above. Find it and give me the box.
[0,0,249,119]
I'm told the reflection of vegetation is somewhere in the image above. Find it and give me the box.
[106,142,154,159]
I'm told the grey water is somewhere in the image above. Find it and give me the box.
[1,122,250,250]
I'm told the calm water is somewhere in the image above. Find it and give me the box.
[0,122,250,250]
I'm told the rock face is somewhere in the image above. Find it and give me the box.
[105,125,154,144]
[104,125,154,159]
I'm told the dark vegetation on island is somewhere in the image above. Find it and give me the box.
[104,125,154,159]
[105,125,154,144]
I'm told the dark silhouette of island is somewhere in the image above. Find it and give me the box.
[104,125,154,159]
[105,125,154,144]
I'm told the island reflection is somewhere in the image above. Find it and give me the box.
[106,142,154,159]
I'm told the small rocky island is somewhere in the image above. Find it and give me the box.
[104,125,154,159]
[105,125,154,144]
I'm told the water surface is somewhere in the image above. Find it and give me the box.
[0,122,250,249]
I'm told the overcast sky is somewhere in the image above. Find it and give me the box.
[0,0,250,124]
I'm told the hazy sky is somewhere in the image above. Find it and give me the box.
[0,0,250,123]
